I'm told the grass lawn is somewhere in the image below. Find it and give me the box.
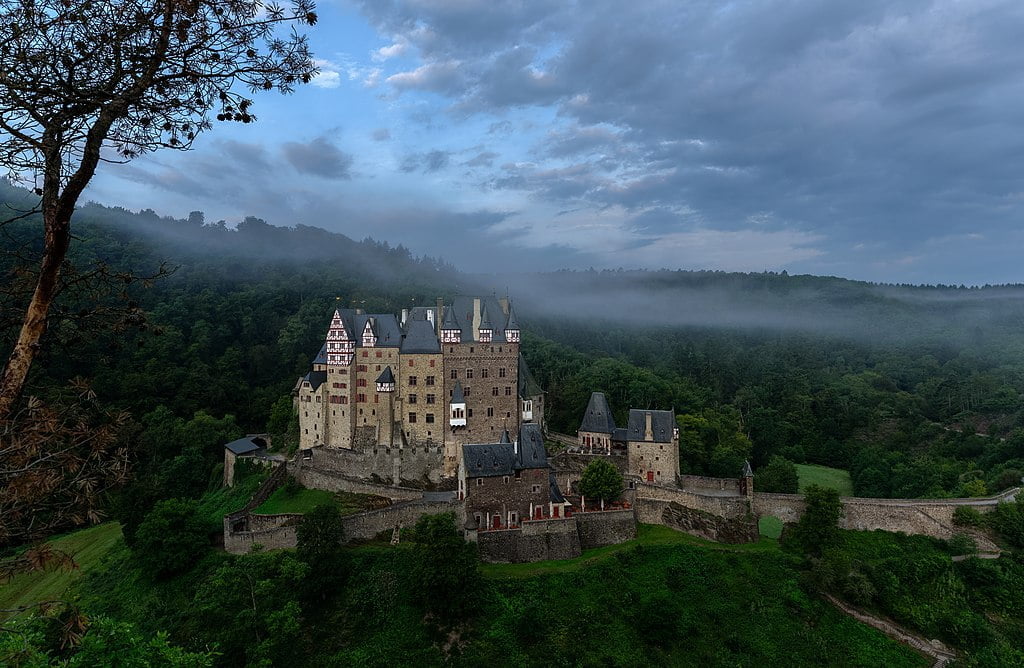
[253,487,389,515]
[796,463,854,496]
[758,516,784,539]
[0,522,122,620]
[481,523,782,579]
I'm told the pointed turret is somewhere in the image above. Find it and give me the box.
[499,428,511,443]
[478,304,493,343]
[504,302,521,343]
[375,366,396,393]
[742,460,754,478]
[449,380,467,427]
[440,304,462,344]
[325,308,354,366]
[362,316,378,347]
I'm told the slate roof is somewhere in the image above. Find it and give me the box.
[612,427,628,443]
[516,423,547,469]
[400,319,441,354]
[549,472,567,504]
[518,353,543,399]
[626,409,675,443]
[356,313,401,347]
[313,343,327,365]
[449,296,508,343]
[463,443,517,477]
[304,370,327,391]
[462,423,550,478]
[451,380,465,403]
[376,366,395,385]
[441,304,461,330]
[505,303,520,331]
[479,304,493,330]
[499,428,511,443]
[579,392,616,434]
[224,437,264,456]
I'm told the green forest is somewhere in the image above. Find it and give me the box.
[4,179,1024,665]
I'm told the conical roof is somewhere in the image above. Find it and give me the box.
[742,460,754,478]
[505,302,520,330]
[441,304,460,330]
[579,391,616,434]
[376,366,395,385]
[499,428,511,443]
[479,303,493,329]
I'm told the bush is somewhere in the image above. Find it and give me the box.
[952,506,984,527]
[948,533,978,556]
[786,485,842,556]
[578,458,624,504]
[133,499,209,577]
[755,456,799,494]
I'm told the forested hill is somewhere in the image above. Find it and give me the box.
[4,178,1024,502]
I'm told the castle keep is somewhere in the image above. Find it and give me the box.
[294,297,544,483]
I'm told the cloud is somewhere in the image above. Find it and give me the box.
[386,61,465,94]
[465,151,498,167]
[311,58,342,88]
[373,41,408,62]
[400,149,453,173]
[372,128,391,141]
[281,137,354,179]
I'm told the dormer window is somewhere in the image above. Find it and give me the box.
[478,328,492,343]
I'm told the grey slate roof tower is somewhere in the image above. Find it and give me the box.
[579,391,616,434]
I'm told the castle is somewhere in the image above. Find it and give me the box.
[293,297,545,483]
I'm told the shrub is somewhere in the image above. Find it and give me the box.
[948,533,978,556]
[755,456,799,494]
[578,458,624,504]
[952,506,984,527]
[133,499,210,577]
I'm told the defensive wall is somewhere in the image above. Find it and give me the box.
[679,474,741,494]
[635,499,758,543]
[224,513,303,554]
[289,462,426,501]
[474,509,637,563]
[635,481,750,519]
[296,443,447,486]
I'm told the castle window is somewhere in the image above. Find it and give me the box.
[372,409,376,415]
[468,409,473,417]
[466,369,473,379]
[450,347,454,353]
[515,470,522,480]
[426,376,435,386]
[499,367,507,378]
[532,485,541,493]
[450,369,458,379]
[376,365,381,371]
[477,478,483,486]
[374,395,379,403]
[376,351,382,358]
[357,378,367,387]
[503,476,509,484]
[409,412,417,423]
[506,411,511,418]
[357,364,366,372]
[409,394,417,404]
[316,396,321,402]
[492,387,499,396]
[430,359,435,367]
[408,359,414,367]
[464,387,470,396]
[505,386,512,396]
[426,394,436,404]
[499,347,503,352]
[362,351,368,357]
[358,393,366,403]
[426,414,435,424]
[304,429,307,434]
[341,396,348,404]
[482,368,489,378]
[470,347,474,353]
[487,407,494,417]
[409,376,417,386]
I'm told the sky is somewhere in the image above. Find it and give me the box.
[84,0,1024,285]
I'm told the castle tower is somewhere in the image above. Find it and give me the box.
[478,304,493,343]
[376,366,396,446]
[504,303,521,343]
[325,308,354,367]
[740,459,754,504]
[440,305,461,344]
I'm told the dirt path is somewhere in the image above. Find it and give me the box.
[823,593,956,667]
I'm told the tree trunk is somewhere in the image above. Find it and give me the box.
[0,208,71,419]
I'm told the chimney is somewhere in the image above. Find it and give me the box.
[401,308,408,326]
[472,297,481,339]
[644,412,653,441]
[436,297,444,337]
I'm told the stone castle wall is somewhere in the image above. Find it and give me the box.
[290,460,430,500]
[636,499,758,543]
[475,510,637,563]
[224,513,303,554]
[636,482,750,519]
[574,509,637,549]
[298,442,446,486]
[679,474,741,493]
[341,500,462,542]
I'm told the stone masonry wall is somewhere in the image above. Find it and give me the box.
[290,463,426,501]
[679,474,741,493]
[224,513,303,554]
[298,442,446,486]
[637,499,757,544]
[574,509,637,550]
[341,500,462,542]
[636,482,750,519]
[476,517,581,563]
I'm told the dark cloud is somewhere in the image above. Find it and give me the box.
[464,151,499,167]
[358,0,1024,281]
[401,149,453,173]
[281,137,353,179]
